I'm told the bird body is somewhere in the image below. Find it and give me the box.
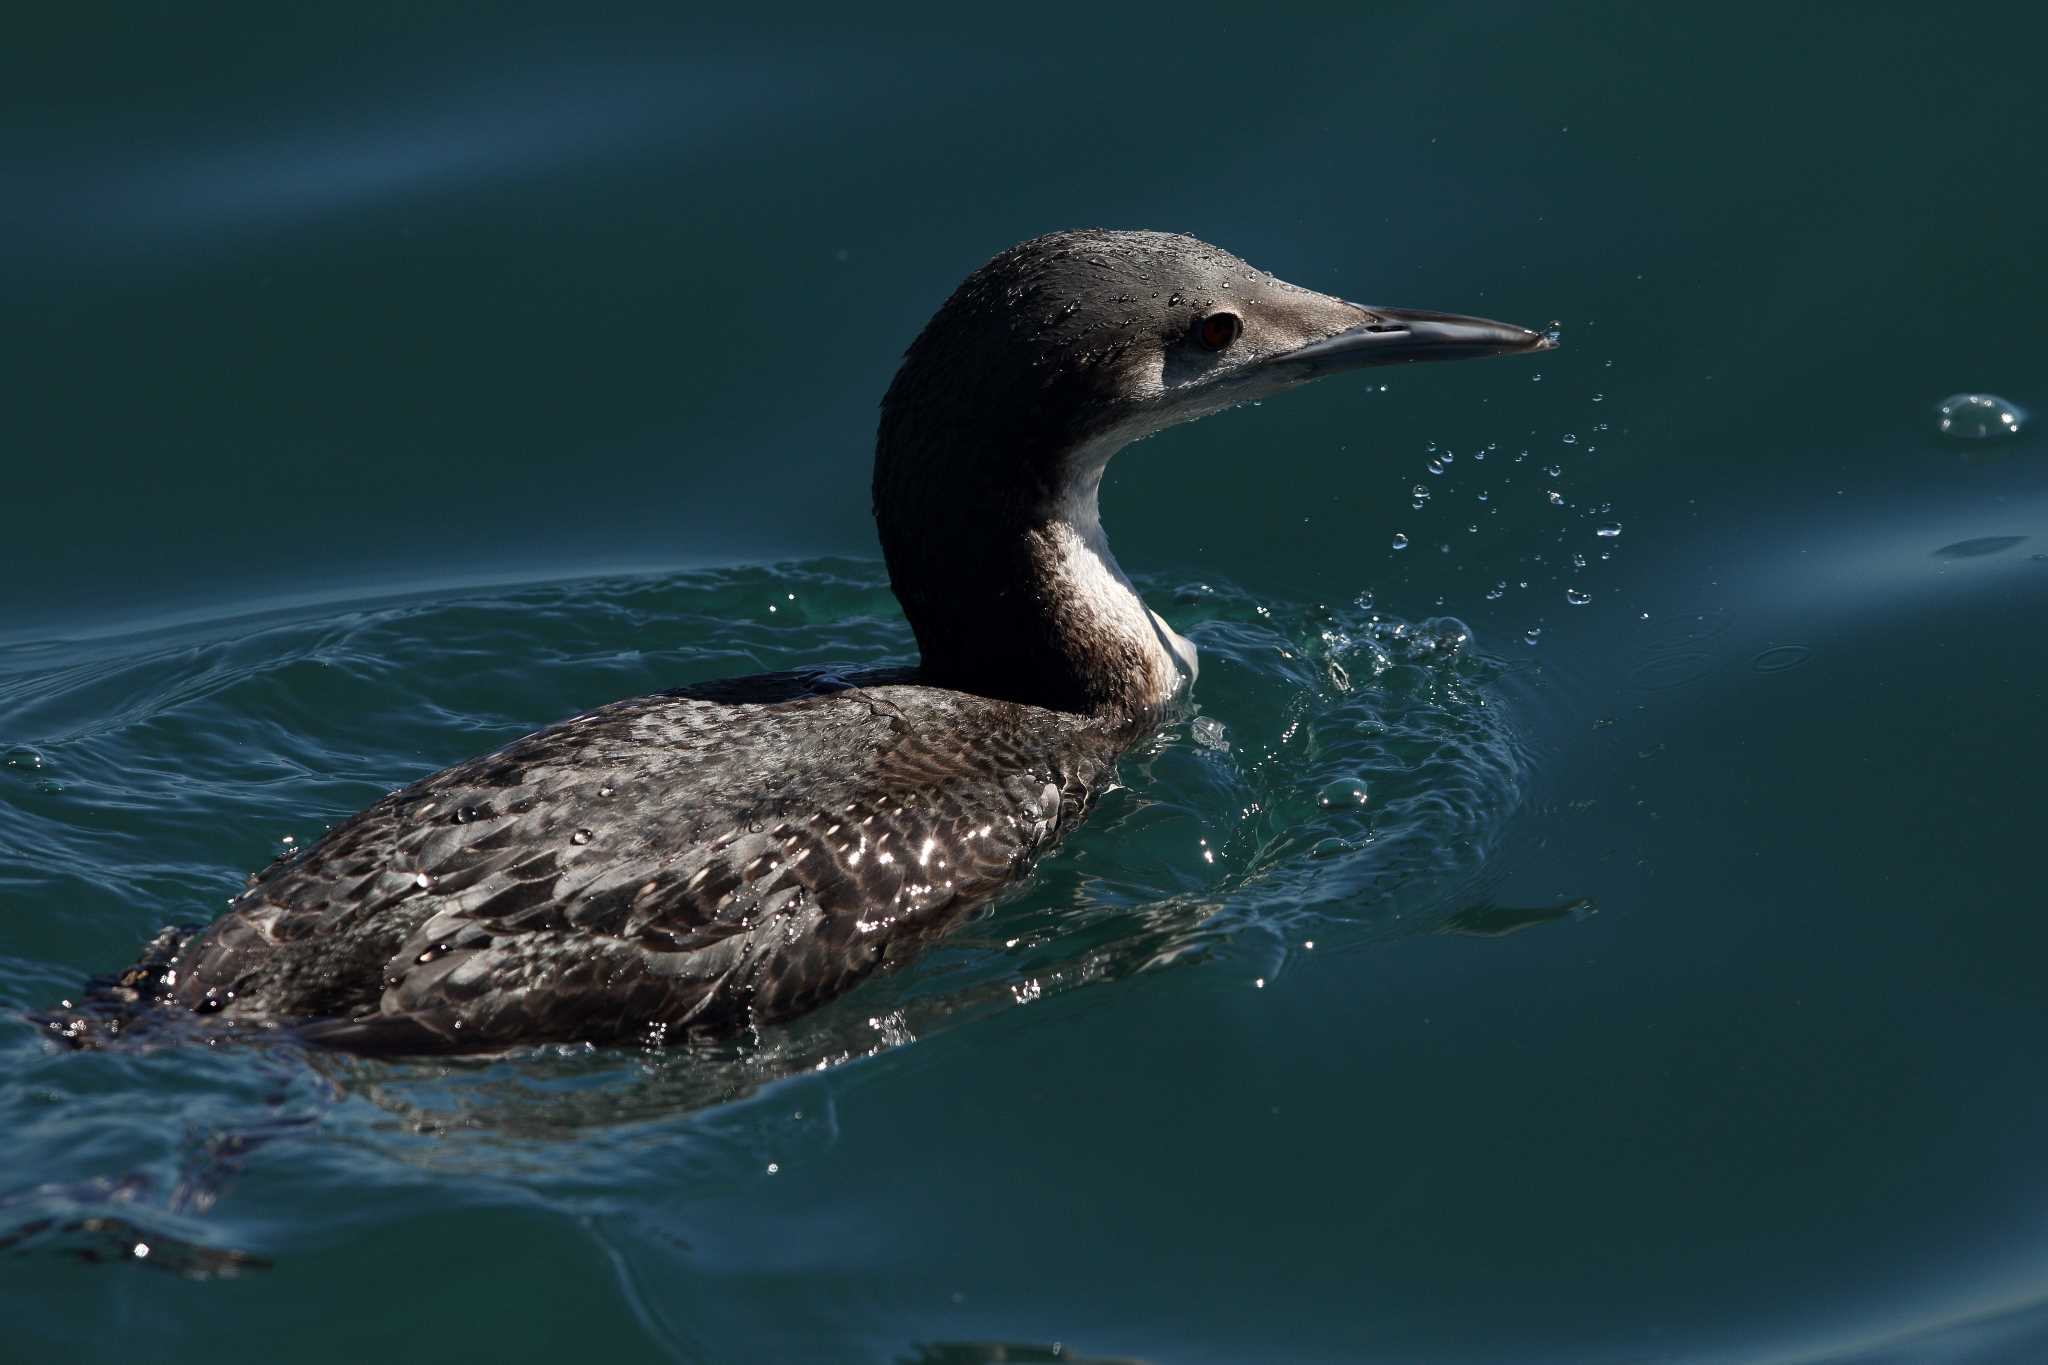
[54,229,1548,1052]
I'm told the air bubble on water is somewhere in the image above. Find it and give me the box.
[1597,523,1622,537]
[1572,553,1587,568]
[1935,393,2026,439]
[1412,499,1425,510]
[1413,483,1431,500]
[1441,450,1454,464]
[1426,459,1444,475]
[1439,543,1452,554]
[1524,627,1543,645]
[1545,464,1563,477]
[1485,581,1507,600]
[1592,393,1605,402]
[1562,433,1578,445]
[1566,588,1592,605]
[1515,450,1529,463]
[1477,490,1489,501]
[1548,490,1565,506]
[1316,778,1369,809]
[1391,533,1409,550]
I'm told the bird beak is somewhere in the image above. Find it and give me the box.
[1279,306,1554,374]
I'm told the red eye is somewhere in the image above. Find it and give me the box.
[1196,312,1242,351]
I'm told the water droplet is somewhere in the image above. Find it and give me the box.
[1476,490,1489,501]
[1548,490,1566,506]
[413,872,433,889]
[1485,581,1507,600]
[1412,483,1431,499]
[1524,627,1543,645]
[1572,553,1587,568]
[571,829,593,845]
[1596,523,1622,537]
[1545,464,1563,477]
[599,785,614,797]
[766,1162,780,1175]
[1441,450,1455,464]
[1935,393,2026,439]
[1566,588,1592,605]
[1391,533,1409,550]
[1562,433,1578,445]
[1591,393,1605,402]
[1426,459,1444,475]
[1316,778,1369,809]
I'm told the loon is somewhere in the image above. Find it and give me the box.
[56,230,1548,1053]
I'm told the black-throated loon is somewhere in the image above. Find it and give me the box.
[52,229,1549,1053]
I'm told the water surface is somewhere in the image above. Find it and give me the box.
[5,4,2047,1361]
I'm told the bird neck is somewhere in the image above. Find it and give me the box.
[873,447,1195,723]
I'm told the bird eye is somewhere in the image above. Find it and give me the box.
[1195,312,1242,351]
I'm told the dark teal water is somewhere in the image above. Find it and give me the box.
[6,5,2047,1361]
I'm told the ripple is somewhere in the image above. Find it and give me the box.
[1629,651,1717,691]
[1752,645,1812,673]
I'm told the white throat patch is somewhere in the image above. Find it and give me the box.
[1047,452,1197,708]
